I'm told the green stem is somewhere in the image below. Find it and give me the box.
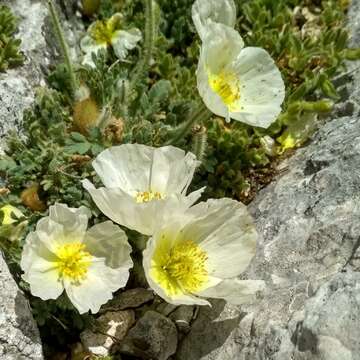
[47,0,78,97]
[129,0,155,91]
[166,103,211,146]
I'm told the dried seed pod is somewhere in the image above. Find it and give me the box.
[73,97,100,135]
[104,116,125,144]
[21,184,46,212]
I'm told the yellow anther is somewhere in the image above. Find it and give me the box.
[208,70,241,109]
[135,191,164,203]
[55,243,92,283]
[151,240,209,296]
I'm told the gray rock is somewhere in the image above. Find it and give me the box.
[0,255,43,359]
[119,310,178,360]
[102,288,154,312]
[176,1,360,359]
[81,310,135,357]
[169,305,195,334]
[0,0,83,144]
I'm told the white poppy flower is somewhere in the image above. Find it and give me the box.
[143,198,265,306]
[197,22,285,128]
[82,144,204,236]
[192,0,237,41]
[80,13,142,67]
[21,203,133,314]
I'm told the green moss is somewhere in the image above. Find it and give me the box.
[0,5,24,72]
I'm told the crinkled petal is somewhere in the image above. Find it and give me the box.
[192,0,237,41]
[35,217,68,253]
[92,144,153,193]
[197,279,265,305]
[201,22,244,74]
[143,235,210,306]
[229,47,285,128]
[91,144,199,196]
[179,198,258,278]
[111,28,142,60]
[64,258,127,314]
[152,148,199,195]
[197,23,244,119]
[49,203,91,239]
[21,232,63,300]
[20,231,58,272]
[197,51,229,120]
[80,34,107,67]
[84,221,133,270]
[83,179,204,235]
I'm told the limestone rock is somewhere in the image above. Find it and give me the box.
[0,0,83,143]
[176,1,360,358]
[80,310,135,357]
[0,255,43,359]
[119,310,178,360]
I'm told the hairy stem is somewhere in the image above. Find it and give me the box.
[129,0,155,92]
[192,126,208,163]
[166,103,211,146]
[47,0,78,97]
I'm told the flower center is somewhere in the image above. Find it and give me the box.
[151,240,208,296]
[55,243,92,283]
[135,191,164,203]
[90,16,120,45]
[208,70,241,109]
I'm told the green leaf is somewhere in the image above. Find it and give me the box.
[63,142,91,155]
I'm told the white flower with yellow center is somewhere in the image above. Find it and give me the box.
[192,0,237,41]
[20,203,133,314]
[82,144,204,236]
[197,22,285,128]
[143,198,265,305]
[80,13,142,67]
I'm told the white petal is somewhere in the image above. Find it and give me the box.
[179,198,258,278]
[229,47,285,128]
[21,232,63,300]
[192,0,237,41]
[196,23,244,119]
[91,144,153,193]
[200,22,244,74]
[91,144,199,196]
[49,203,91,239]
[20,231,57,272]
[80,34,107,67]
[149,147,199,194]
[83,179,203,236]
[197,279,265,305]
[111,28,142,60]
[84,221,133,270]
[143,235,210,306]
[64,258,127,314]
[35,217,68,253]
[197,52,229,119]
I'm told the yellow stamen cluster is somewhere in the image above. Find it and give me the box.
[55,243,92,283]
[90,16,120,45]
[208,70,241,109]
[151,240,208,296]
[135,191,164,203]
